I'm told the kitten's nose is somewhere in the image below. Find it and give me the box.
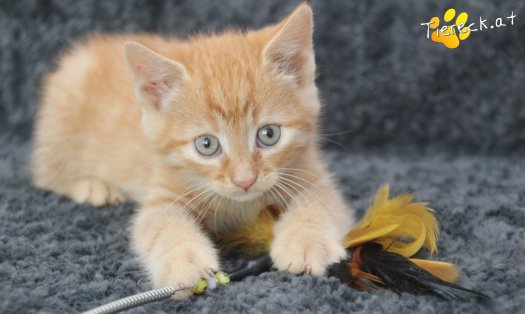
[234,176,257,190]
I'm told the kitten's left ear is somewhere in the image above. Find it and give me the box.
[263,3,315,86]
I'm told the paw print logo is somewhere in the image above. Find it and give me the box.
[429,8,471,49]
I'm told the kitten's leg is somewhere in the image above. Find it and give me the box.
[270,176,354,275]
[69,178,126,207]
[131,198,219,299]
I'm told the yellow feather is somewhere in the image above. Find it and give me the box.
[355,184,390,228]
[344,224,400,248]
[215,205,280,256]
[409,259,459,283]
[345,184,439,257]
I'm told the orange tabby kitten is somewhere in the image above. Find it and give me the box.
[32,3,354,297]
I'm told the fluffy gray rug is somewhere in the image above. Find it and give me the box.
[1,143,524,313]
[1,0,524,313]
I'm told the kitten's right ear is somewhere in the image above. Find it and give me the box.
[124,42,188,112]
[263,3,315,87]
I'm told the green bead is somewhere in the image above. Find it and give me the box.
[215,271,231,285]
[192,279,208,294]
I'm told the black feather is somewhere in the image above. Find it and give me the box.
[328,243,490,301]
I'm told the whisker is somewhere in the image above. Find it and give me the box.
[274,181,301,208]
[150,180,207,216]
[277,178,312,204]
[278,172,330,201]
[278,167,322,179]
[201,192,218,219]
[213,193,228,233]
[318,136,351,152]
[267,187,287,211]
[318,128,357,137]
[190,189,215,222]
[277,178,326,217]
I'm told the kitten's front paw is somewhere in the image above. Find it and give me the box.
[270,224,346,276]
[148,244,219,299]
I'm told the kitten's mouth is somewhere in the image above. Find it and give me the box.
[227,190,263,202]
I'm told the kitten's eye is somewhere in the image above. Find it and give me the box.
[194,135,221,157]
[257,124,281,147]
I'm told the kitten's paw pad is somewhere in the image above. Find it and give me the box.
[69,178,125,207]
[151,246,220,299]
[270,228,346,276]
[429,8,470,49]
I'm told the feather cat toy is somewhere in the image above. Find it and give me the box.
[218,184,487,300]
[84,185,487,313]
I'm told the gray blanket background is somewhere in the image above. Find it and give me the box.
[1,0,524,313]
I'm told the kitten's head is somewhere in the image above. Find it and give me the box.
[125,3,320,202]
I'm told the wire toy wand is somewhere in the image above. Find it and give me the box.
[82,255,273,314]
